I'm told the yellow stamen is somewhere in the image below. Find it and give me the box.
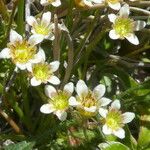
[8,40,36,64]
[32,63,52,82]
[113,17,134,38]
[51,91,69,110]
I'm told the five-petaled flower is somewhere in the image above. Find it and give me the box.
[69,80,111,117]
[40,83,74,121]
[99,100,135,139]
[27,12,55,42]
[108,4,146,45]
[27,48,60,86]
[40,0,61,7]
[0,30,44,70]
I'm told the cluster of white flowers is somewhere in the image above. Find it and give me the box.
[0,0,137,140]
[40,80,135,139]
[0,11,62,86]
[80,1,146,45]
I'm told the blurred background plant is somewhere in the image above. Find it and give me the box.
[0,0,150,149]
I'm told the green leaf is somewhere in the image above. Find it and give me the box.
[98,142,130,150]
[138,115,150,150]
[4,141,35,150]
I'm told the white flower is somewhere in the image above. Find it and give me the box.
[99,100,135,139]
[27,48,60,86]
[40,0,61,7]
[27,12,55,41]
[69,80,111,117]
[108,4,146,45]
[40,82,74,121]
[0,30,43,70]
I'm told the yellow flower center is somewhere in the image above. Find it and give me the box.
[113,17,134,37]
[51,91,69,110]
[32,63,52,82]
[81,92,97,108]
[34,23,52,36]
[8,40,37,64]
[77,91,98,117]
[106,109,123,130]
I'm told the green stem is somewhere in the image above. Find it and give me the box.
[60,25,74,89]
[2,0,18,48]
[16,0,25,35]
[82,28,107,79]
[126,45,150,57]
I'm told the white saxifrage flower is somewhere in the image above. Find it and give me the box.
[27,48,60,86]
[40,0,61,7]
[27,12,55,41]
[0,30,44,70]
[69,80,111,117]
[108,4,146,45]
[40,83,74,121]
[99,100,135,139]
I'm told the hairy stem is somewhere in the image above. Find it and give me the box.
[0,108,21,134]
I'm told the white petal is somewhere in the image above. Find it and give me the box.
[122,112,135,124]
[48,75,60,85]
[68,96,80,106]
[30,48,46,64]
[26,63,33,72]
[31,77,42,86]
[125,34,139,45]
[108,14,117,23]
[40,0,48,6]
[134,21,146,31]
[93,0,103,4]
[63,82,74,95]
[55,111,67,121]
[10,30,22,43]
[76,80,88,98]
[84,106,97,113]
[111,100,121,110]
[28,34,44,46]
[45,85,57,98]
[40,103,55,114]
[52,0,61,7]
[93,84,106,99]
[26,16,37,26]
[100,97,112,106]
[41,12,51,27]
[49,61,60,72]
[113,128,125,139]
[83,0,93,6]
[16,63,27,70]
[0,48,11,59]
[99,108,108,118]
[109,30,120,40]
[108,2,121,10]
[119,4,130,17]
[102,124,112,135]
